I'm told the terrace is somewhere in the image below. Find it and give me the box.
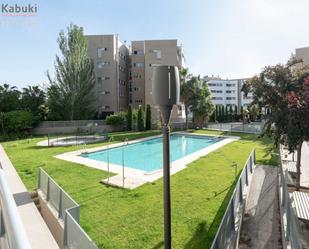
[1,129,277,248]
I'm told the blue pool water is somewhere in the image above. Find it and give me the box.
[82,134,221,172]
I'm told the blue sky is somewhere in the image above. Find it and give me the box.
[1,0,309,88]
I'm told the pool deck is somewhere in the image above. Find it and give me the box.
[55,132,239,189]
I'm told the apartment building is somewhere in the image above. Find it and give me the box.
[295,46,309,66]
[130,40,185,121]
[204,76,253,109]
[86,35,185,121]
[85,35,129,118]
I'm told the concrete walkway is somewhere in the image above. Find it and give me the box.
[0,145,59,249]
[238,165,282,249]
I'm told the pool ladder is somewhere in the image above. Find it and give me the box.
[106,137,113,183]
[122,138,129,188]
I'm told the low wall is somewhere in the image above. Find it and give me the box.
[32,120,124,135]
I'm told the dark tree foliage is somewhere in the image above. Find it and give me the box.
[137,106,145,131]
[127,105,133,131]
[145,104,152,130]
[0,84,20,112]
[242,59,309,189]
[47,24,96,120]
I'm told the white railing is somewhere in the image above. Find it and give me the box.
[0,168,32,249]
[210,150,256,249]
[278,148,302,249]
[38,168,98,249]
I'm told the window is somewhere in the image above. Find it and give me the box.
[97,61,110,69]
[119,79,126,86]
[211,90,223,93]
[102,105,110,109]
[97,77,102,84]
[226,83,236,87]
[208,83,223,87]
[135,100,143,103]
[150,49,162,59]
[226,90,235,94]
[134,73,142,79]
[226,97,236,100]
[133,87,140,91]
[133,49,143,55]
[97,48,107,58]
[212,97,223,100]
[119,65,125,72]
[134,62,143,68]
[102,91,110,95]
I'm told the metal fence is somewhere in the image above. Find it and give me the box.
[37,120,106,128]
[278,150,302,249]
[0,169,31,249]
[206,122,262,134]
[210,150,256,249]
[38,168,99,249]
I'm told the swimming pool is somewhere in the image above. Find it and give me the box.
[81,134,221,172]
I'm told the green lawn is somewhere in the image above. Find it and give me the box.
[2,130,278,249]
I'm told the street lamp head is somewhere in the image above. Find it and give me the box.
[152,65,180,125]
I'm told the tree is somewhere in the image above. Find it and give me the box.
[145,104,152,130]
[243,59,309,190]
[2,110,36,134]
[234,106,238,121]
[191,84,214,127]
[229,105,233,122]
[137,106,145,131]
[47,24,96,120]
[21,85,46,118]
[0,84,20,112]
[127,105,133,131]
[180,71,196,129]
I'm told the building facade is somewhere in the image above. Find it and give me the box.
[295,46,309,66]
[86,34,186,121]
[130,39,185,121]
[204,76,253,109]
[85,35,129,118]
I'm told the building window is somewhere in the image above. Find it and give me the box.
[119,65,125,72]
[133,87,140,91]
[212,97,223,100]
[208,83,223,87]
[133,49,143,55]
[226,83,236,87]
[102,91,110,95]
[135,100,143,103]
[97,61,110,69]
[102,105,110,109]
[97,48,107,58]
[226,90,235,94]
[211,90,223,93]
[226,97,236,100]
[150,49,162,59]
[134,73,142,79]
[134,62,143,68]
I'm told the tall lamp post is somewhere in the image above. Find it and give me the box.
[152,65,180,249]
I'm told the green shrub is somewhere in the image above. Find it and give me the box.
[127,105,132,131]
[145,104,151,130]
[3,110,36,133]
[137,107,144,131]
[106,112,126,126]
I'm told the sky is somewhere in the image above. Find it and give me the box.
[1,0,309,88]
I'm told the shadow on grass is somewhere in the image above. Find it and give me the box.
[183,180,237,249]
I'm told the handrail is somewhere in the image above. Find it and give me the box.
[0,169,32,249]
[210,149,255,249]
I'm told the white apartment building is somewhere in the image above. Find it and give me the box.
[204,76,253,109]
